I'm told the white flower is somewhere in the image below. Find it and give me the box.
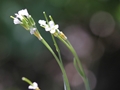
[13,9,30,24]
[38,20,47,26]
[30,27,37,34]
[44,25,50,31]
[38,20,59,34]
[45,21,59,34]
[28,82,38,90]
[13,18,22,24]
[15,13,23,20]
[15,9,29,19]
[19,9,29,17]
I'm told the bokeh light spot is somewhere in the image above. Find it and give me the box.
[65,62,96,90]
[60,25,94,61]
[65,62,83,87]
[90,11,115,37]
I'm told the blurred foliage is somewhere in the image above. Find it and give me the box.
[0,0,120,90]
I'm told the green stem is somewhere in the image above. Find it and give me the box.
[51,34,63,64]
[66,40,90,90]
[40,38,70,90]
[51,34,69,90]
[43,12,70,90]
[58,36,90,90]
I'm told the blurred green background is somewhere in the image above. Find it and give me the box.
[0,0,120,90]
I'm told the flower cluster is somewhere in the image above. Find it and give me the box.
[13,9,30,24]
[11,9,35,34]
[11,9,42,40]
[38,19,67,40]
[38,20,59,34]
[11,9,67,40]
[10,8,90,90]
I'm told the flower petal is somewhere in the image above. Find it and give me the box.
[28,82,38,89]
[28,85,34,89]
[13,18,21,24]
[33,82,38,87]
[30,27,36,34]
[38,20,47,26]
[45,25,50,31]
[22,9,29,16]
[50,30,56,34]
[54,25,59,29]
[49,21,54,27]
[18,9,29,17]
[15,13,23,20]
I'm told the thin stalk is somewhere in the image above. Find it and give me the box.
[43,12,70,90]
[40,38,70,90]
[57,36,90,90]
[65,40,90,90]
[51,34,63,64]
[51,34,69,90]
[43,12,49,23]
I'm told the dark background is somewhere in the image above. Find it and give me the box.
[0,0,120,90]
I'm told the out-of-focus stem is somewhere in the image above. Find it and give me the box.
[40,38,70,90]
[57,36,90,90]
